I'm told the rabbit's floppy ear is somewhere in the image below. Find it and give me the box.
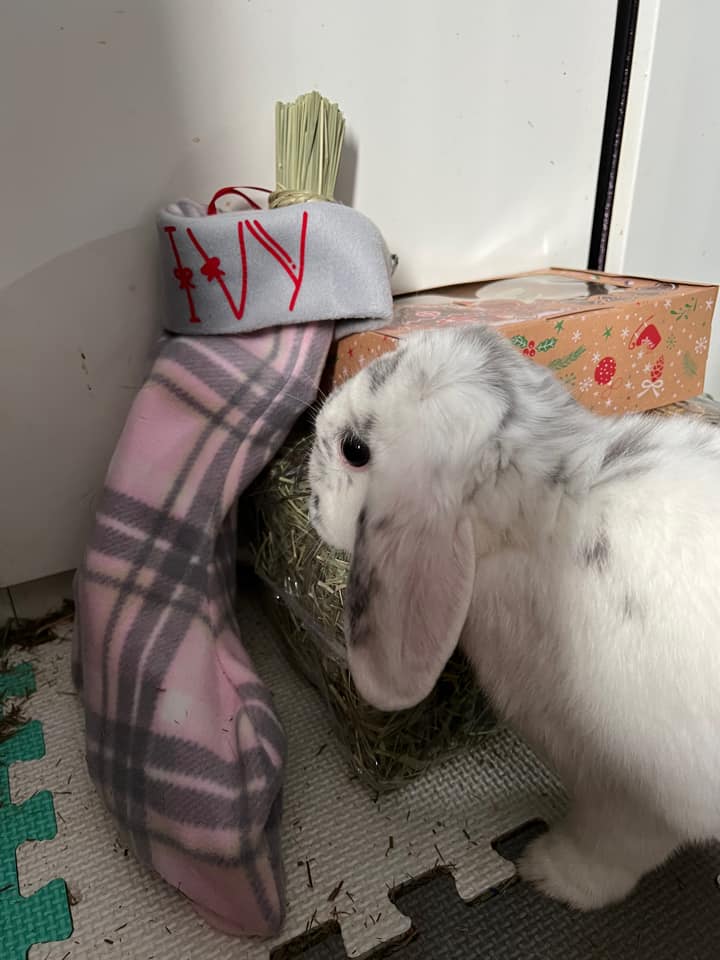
[345,497,476,711]
[340,325,513,710]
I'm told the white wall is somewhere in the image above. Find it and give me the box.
[0,0,616,585]
[607,0,720,397]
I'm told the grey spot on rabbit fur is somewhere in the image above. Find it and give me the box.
[601,422,655,471]
[462,326,517,417]
[582,529,610,570]
[368,350,403,393]
[549,457,569,486]
[345,508,377,648]
[357,415,376,439]
[622,592,641,621]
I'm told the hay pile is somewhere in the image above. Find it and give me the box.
[249,429,496,793]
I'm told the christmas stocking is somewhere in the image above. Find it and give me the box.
[72,322,333,936]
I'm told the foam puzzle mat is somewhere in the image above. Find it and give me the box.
[0,662,73,959]
[3,599,565,959]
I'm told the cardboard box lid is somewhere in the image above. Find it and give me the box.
[379,268,716,337]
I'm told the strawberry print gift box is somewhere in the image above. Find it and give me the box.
[323,268,717,415]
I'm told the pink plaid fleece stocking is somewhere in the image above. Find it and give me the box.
[72,322,333,936]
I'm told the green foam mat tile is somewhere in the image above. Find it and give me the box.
[0,662,72,960]
[0,661,36,701]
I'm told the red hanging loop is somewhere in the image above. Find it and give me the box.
[207,186,272,215]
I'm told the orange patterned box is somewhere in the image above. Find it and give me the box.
[324,269,717,415]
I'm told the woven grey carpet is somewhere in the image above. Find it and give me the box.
[295,822,720,959]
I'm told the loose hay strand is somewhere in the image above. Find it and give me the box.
[249,430,497,793]
[0,598,75,743]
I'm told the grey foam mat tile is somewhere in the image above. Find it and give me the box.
[297,823,720,959]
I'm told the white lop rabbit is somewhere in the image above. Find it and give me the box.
[308,325,720,911]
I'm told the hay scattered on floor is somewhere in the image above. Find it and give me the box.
[0,598,75,743]
[249,430,497,793]
[0,698,27,746]
[0,598,74,659]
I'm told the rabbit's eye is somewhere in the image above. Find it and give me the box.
[341,432,371,468]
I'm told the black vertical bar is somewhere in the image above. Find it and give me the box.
[588,0,641,271]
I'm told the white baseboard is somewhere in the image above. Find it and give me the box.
[5,570,76,621]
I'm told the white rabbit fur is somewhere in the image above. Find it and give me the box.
[308,325,720,911]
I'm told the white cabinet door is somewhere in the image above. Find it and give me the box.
[0,0,617,585]
[607,0,720,397]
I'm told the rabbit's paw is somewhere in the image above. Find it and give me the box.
[518,828,638,911]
